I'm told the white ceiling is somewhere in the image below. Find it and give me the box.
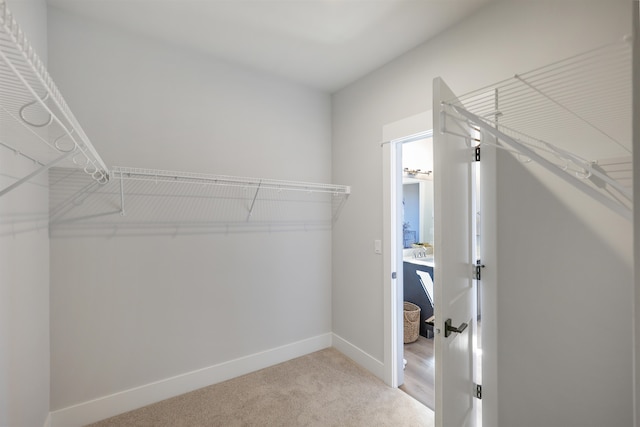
[47,0,495,92]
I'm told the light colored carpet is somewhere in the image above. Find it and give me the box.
[86,347,435,426]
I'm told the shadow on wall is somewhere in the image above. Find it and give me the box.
[0,209,49,237]
[496,150,633,427]
[47,167,349,238]
[0,168,49,238]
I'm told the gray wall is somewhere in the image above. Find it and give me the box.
[632,0,640,425]
[496,150,632,426]
[331,0,633,425]
[47,8,333,410]
[3,0,634,424]
[0,2,50,426]
[634,2,640,425]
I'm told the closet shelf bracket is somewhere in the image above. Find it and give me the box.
[247,180,262,220]
[119,170,126,216]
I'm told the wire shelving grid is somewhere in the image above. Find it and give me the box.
[0,0,109,197]
[440,39,632,219]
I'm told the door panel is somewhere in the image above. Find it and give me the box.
[433,77,476,427]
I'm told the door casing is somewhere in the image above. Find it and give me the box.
[381,108,497,426]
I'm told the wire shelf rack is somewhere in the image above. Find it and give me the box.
[49,167,350,236]
[2,1,352,233]
[0,0,109,197]
[440,39,632,220]
[449,39,632,161]
[111,167,351,195]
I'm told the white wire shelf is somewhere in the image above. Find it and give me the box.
[440,39,632,220]
[0,0,109,197]
[2,1,351,232]
[448,39,632,161]
[49,167,350,236]
[111,167,351,195]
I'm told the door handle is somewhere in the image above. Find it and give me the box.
[444,318,468,338]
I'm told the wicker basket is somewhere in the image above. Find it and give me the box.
[403,302,421,343]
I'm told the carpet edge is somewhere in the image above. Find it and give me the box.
[49,333,332,427]
[331,332,385,381]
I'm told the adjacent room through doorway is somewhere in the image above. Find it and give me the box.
[388,129,483,425]
[398,136,435,410]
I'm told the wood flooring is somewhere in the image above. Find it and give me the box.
[400,335,435,410]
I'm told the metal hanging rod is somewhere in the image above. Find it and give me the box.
[0,0,109,197]
[111,166,351,196]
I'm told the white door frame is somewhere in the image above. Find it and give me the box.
[381,135,403,388]
[382,111,497,426]
[382,111,433,388]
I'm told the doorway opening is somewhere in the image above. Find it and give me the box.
[385,127,483,424]
[397,135,436,410]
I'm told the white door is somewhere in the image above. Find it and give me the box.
[433,77,477,427]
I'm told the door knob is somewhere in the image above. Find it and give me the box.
[444,318,468,338]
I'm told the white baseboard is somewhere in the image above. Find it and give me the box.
[331,333,385,380]
[50,333,332,427]
[43,413,51,427]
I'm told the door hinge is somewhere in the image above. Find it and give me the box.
[475,383,482,399]
[474,146,481,162]
[474,260,485,280]
[391,272,397,279]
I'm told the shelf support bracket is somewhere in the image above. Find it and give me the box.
[0,149,75,198]
[119,170,126,216]
[247,180,262,221]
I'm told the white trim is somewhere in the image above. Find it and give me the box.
[42,413,52,427]
[381,140,403,387]
[381,112,432,389]
[49,333,332,427]
[382,111,433,143]
[480,135,499,427]
[331,333,385,379]
[633,4,639,426]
